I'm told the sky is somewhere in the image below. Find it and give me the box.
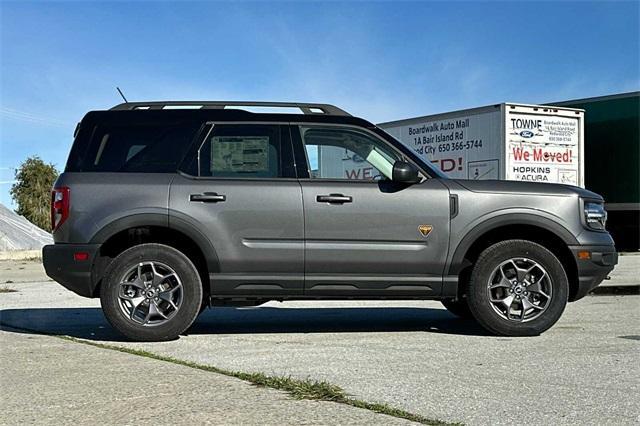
[1,0,638,208]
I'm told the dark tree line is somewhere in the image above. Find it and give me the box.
[10,156,58,231]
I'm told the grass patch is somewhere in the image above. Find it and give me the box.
[0,286,17,293]
[57,336,459,425]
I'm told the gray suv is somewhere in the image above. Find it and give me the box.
[43,101,618,341]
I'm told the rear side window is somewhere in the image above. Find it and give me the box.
[67,122,200,172]
[183,124,295,178]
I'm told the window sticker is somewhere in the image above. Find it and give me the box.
[211,136,269,172]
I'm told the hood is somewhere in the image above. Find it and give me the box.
[451,179,603,201]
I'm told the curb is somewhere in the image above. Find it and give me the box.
[0,250,42,261]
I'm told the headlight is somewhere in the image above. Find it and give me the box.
[584,201,607,230]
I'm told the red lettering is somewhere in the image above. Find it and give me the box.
[513,147,525,161]
[533,148,543,162]
[531,148,573,163]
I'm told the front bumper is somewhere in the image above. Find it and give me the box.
[568,244,618,301]
[42,244,101,298]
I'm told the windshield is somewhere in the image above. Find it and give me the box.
[371,126,448,179]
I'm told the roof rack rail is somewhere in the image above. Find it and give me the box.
[110,101,351,116]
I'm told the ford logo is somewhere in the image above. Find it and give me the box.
[520,130,534,138]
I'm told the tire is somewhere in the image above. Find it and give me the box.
[100,243,203,341]
[441,298,474,320]
[466,239,568,336]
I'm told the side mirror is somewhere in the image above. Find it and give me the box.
[392,161,421,184]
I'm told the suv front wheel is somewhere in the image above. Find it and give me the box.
[100,243,203,341]
[466,240,568,336]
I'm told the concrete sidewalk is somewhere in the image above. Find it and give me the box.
[1,259,51,284]
[1,258,638,425]
[2,281,638,425]
[605,253,640,286]
[0,329,412,425]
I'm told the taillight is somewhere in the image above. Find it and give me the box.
[51,187,70,231]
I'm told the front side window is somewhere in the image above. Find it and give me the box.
[191,124,293,178]
[301,127,400,180]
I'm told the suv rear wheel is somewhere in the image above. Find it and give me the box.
[100,243,203,341]
[466,239,568,336]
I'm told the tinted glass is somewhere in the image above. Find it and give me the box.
[194,124,289,178]
[68,122,200,172]
[301,127,400,180]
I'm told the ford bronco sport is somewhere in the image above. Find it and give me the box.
[43,101,618,341]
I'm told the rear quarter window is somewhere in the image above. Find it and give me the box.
[66,121,200,172]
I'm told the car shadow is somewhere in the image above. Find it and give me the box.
[0,305,490,342]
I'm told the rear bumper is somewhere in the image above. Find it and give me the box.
[569,244,618,301]
[42,244,101,298]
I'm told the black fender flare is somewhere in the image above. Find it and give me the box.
[169,215,220,274]
[90,213,168,243]
[447,213,579,276]
[90,212,220,275]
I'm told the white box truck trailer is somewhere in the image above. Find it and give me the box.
[376,103,585,187]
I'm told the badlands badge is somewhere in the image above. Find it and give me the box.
[418,225,433,237]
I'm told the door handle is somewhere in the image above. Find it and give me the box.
[316,194,352,204]
[190,192,226,203]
